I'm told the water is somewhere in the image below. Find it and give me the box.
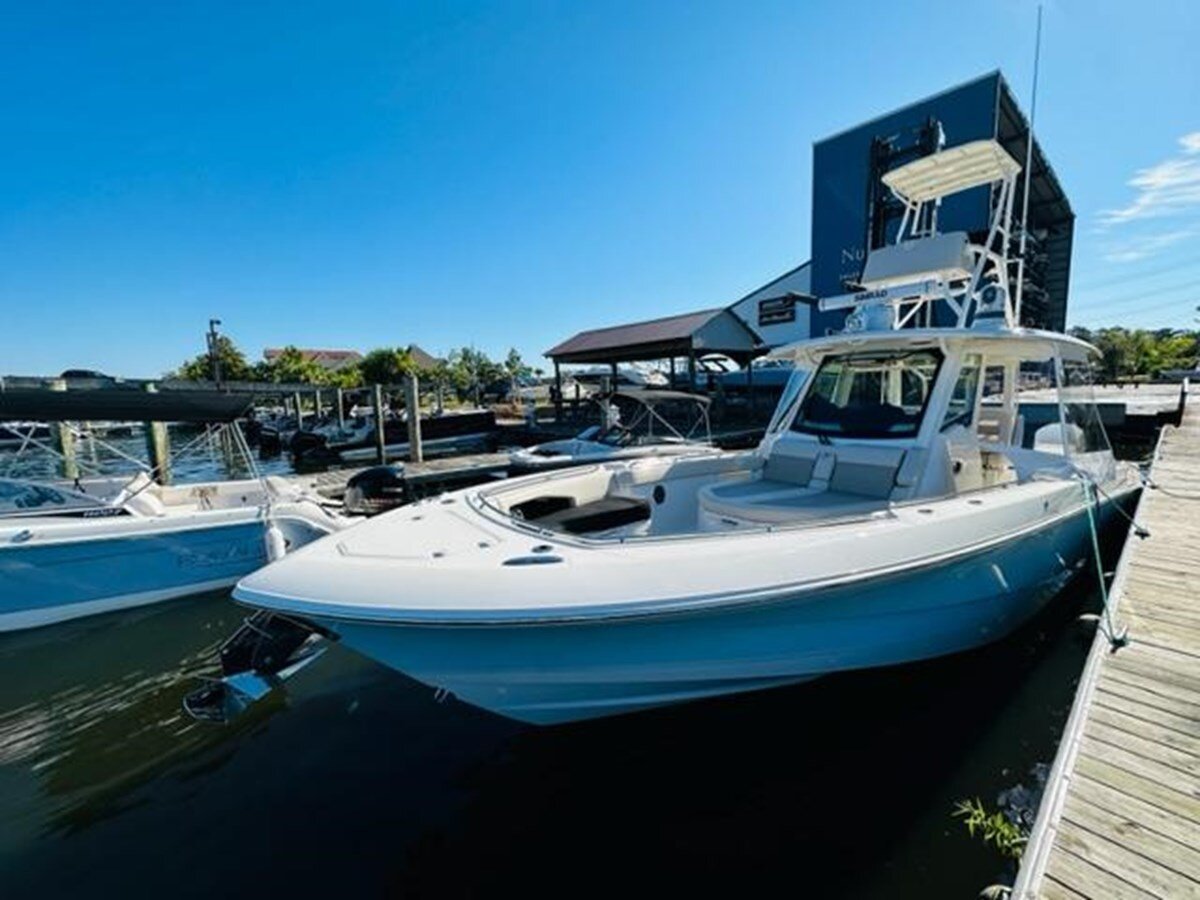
[0,428,298,485]
[0,566,1121,897]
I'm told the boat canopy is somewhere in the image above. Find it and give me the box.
[612,389,712,407]
[0,388,254,423]
[881,139,1022,204]
[767,327,1098,365]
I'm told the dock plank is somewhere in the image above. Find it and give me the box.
[1100,661,1200,708]
[1075,754,1200,824]
[1016,399,1200,899]
[1095,680,1200,727]
[1092,690,1200,740]
[1041,877,1089,900]
[1087,706,1200,760]
[1062,796,1200,884]
[1054,818,1199,898]
[1045,843,1158,900]
[1079,736,1200,801]
[1072,772,1200,854]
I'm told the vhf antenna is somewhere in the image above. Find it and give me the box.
[1014,3,1043,326]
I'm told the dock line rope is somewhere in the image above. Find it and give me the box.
[1077,474,1129,650]
[1069,463,1150,539]
[1142,476,1200,502]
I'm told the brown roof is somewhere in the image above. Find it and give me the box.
[546,308,759,364]
[406,344,441,370]
[263,348,364,371]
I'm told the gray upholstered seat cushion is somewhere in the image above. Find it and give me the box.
[698,476,891,525]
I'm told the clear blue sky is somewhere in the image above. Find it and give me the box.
[3,0,1198,377]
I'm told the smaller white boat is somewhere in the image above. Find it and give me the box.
[0,391,354,632]
[571,364,670,391]
[508,390,715,473]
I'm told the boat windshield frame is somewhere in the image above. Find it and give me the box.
[788,347,944,441]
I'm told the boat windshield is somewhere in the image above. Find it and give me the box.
[790,349,942,439]
[596,424,638,447]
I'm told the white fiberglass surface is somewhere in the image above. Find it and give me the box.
[236,472,1107,623]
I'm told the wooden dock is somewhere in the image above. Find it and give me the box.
[1013,392,1200,899]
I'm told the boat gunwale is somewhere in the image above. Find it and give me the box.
[232,478,1139,628]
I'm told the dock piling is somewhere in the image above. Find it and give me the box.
[405,375,423,463]
[48,379,78,481]
[372,383,386,464]
[336,388,345,430]
[142,383,171,484]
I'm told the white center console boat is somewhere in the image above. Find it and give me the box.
[226,140,1140,724]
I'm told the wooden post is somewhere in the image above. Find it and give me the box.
[405,374,423,463]
[143,383,171,484]
[686,354,697,392]
[84,422,99,465]
[314,388,323,423]
[372,383,386,464]
[746,356,756,417]
[49,379,78,481]
[336,387,345,430]
[669,356,677,390]
[553,360,563,421]
[292,391,304,430]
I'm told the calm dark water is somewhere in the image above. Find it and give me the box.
[0,562,1120,898]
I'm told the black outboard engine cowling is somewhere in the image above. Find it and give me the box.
[182,611,331,724]
[343,464,410,516]
[289,430,337,465]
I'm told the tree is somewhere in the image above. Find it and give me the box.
[1070,326,1199,380]
[324,364,364,389]
[359,347,417,386]
[503,348,532,398]
[448,346,503,405]
[172,335,253,382]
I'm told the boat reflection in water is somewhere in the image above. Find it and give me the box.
[0,595,286,835]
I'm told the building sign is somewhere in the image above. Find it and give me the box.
[758,296,796,327]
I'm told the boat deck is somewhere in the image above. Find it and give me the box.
[1014,388,1200,899]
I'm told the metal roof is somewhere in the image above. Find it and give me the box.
[546,308,760,364]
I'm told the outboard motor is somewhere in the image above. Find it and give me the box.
[183,611,330,724]
[289,430,337,466]
[343,464,409,516]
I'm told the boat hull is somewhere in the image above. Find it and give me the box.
[305,492,1132,724]
[0,515,331,632]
